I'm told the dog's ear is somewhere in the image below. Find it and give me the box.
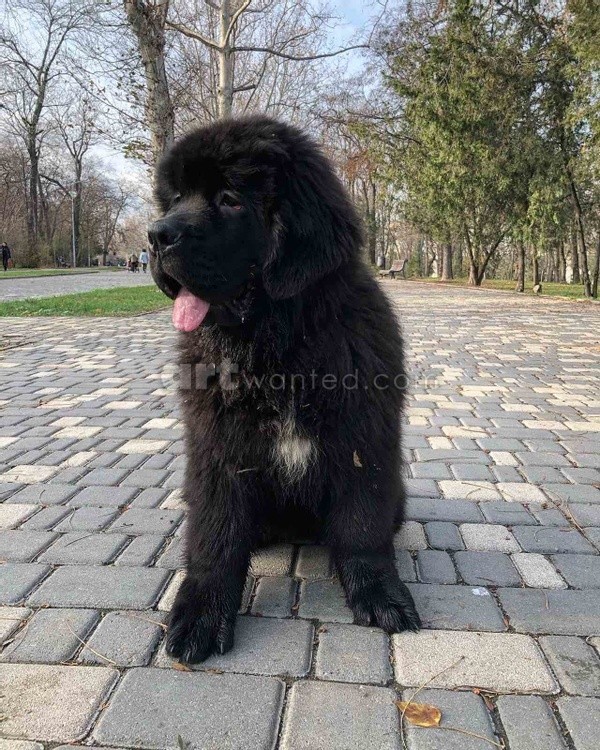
[262,136,363,299]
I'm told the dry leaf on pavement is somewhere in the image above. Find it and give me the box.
[395,700,442,727]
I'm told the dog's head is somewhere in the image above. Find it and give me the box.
[148,116,362,331]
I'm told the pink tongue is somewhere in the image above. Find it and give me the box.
[172,288,210,332]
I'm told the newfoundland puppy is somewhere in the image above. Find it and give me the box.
[148,116,420,663]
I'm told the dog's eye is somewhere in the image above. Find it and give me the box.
[171,193,181,207]
[219,192,242,211]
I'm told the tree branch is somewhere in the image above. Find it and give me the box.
[39,173,71,195]
[223,0,253,48]
[230,43,368,61]
[233,83,256,92]
[165,20,221,51]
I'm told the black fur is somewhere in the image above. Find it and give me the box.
[148,116,420,663]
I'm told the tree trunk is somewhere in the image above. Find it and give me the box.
[441,243,453,280]
[591,233,600,299]
[570,222,580,283]
[218,0,234,118]
[576,230,592,298]
[455,241,463,276]
[124,0,175,165]
[532,252,540,286]
[468,261,483,286]
[566,171,592,297]
[73,161,83,265]
[558,242,567,283]
[26,139,40,267]
[361,181,376,265]
[516,241,525,292]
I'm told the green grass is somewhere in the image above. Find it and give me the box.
[0,285,170,317]
[0,267,123,279]
[403,276,594,300]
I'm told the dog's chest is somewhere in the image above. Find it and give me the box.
[272,413,315,481]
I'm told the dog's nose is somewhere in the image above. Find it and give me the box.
[147,220,182,255]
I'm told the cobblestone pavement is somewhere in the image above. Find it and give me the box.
[0,271,152,301]
[1,281,600,750]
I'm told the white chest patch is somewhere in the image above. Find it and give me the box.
[273,417,315,481]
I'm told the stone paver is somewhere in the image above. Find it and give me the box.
[0,564,50,604]
[539,636,600,695]
[416,549,457,584]
[460,523,521,552]
[107,507,183,535]
[37,531,128,565]
[1,282,599,748]
[512,525,595,554]
[0,606,29,643]
[0,530,57,562]
[251,575,296,617]
[94,668,283,749]
[157,616,313,677]
[497,695,567,750]
[298,579,353,623]
[498,589,600,635]
[511,552,566,588]
[407,583,506,631]
[251,543,294,576]
[393,630,557,693]
[281,681,400,750]
[454,551,521,586]
[551,553,600,588]
[401,688,498,750]
[78,610,166,667]
[27,565,169,609]
[0,608,98,663]
[0,504,37,528]
[557,697,600,750]
[0,663,118,741]
[314,623,391,684]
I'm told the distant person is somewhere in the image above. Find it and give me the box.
[128,252,139,273]
[1,242,12,271]
[139,249,149,273]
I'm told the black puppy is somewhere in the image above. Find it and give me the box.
[148,116,420,663]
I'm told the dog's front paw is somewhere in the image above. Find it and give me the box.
[165,576,236,663]
[350,580,421,633]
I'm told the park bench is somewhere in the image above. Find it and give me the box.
[379,259,407,279]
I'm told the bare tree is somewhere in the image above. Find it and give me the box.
[0,0,93,264]
[48,93,99,262]
[82,171,130,264]
[167,0,366,119]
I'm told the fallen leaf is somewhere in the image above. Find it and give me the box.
[353,450,363,468]
[173,661,192,672]
[396,700,442,727]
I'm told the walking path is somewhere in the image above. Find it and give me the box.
[1,282,599,750]
[0,271,152,301]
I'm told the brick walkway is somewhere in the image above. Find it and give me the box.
[0,270,151,301]
[1,282,599,750]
